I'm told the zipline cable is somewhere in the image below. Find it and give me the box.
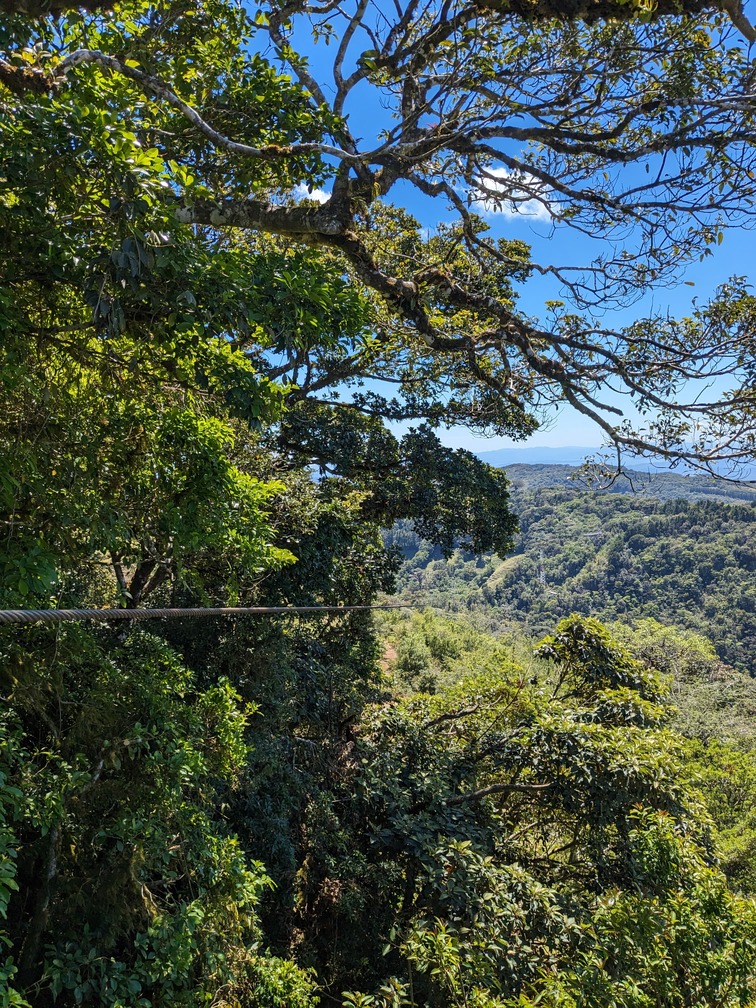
[0,604,412,627]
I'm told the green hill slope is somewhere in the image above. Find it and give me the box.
[385,465,756,672]
[504,462,756,503]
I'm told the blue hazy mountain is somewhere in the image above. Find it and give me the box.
[476,445,617,468]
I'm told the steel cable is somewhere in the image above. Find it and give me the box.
[0,604,410,627]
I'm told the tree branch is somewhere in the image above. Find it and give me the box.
[474,0,734,23]
[55,50,360,163]
[446,781,554,806]
[0,0,111,14]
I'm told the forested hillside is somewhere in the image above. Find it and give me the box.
[506,464,756,504]
[386,466,756,671]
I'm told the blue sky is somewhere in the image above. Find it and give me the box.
[280,5,756,458]
[441,213,755,452]
[398,174,754,455]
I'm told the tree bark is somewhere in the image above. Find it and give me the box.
[1,0,751,38]
[0,58,55,95]
[174,198,350,237]
[0,0,111,14]
[17,824,61,984]
[477,0,719,19]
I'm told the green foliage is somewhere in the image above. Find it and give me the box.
[535,615,666,704]
[377,428,518,557]
[0,433,408,1006]
[3,2,756,1005]
[0,341,292,608]
[0,64,307,610]
[607,618,756,747]
[1,626,282,1006]
[682,740,756,896]
[387,467,756,671]
[280,414,519,557]
[564,616,756,900]
[379,609,530,693]
[608,618,721,681]
[0,725,28,1008]
[542,808,756,1008]
[280,614,756,1007]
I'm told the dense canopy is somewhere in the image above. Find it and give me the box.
[3,0,756,1005]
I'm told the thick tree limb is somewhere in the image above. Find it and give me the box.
[0,0,743,22]
[722,0,756,40]
[174,197,351,237]
[477,0,756,40]
[0,0,111,13]
[476,0,719,18]
[447,781,555,805]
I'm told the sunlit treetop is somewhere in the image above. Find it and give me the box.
[2,0,756,474]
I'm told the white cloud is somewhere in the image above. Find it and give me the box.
[470,167,556,221]
[292,183,330,204]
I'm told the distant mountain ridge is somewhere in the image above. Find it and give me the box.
[502,463,756,506]
[476,445,602,467]
[475,445,756,481]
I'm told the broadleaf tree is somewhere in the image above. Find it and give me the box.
[3,0,756,472]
